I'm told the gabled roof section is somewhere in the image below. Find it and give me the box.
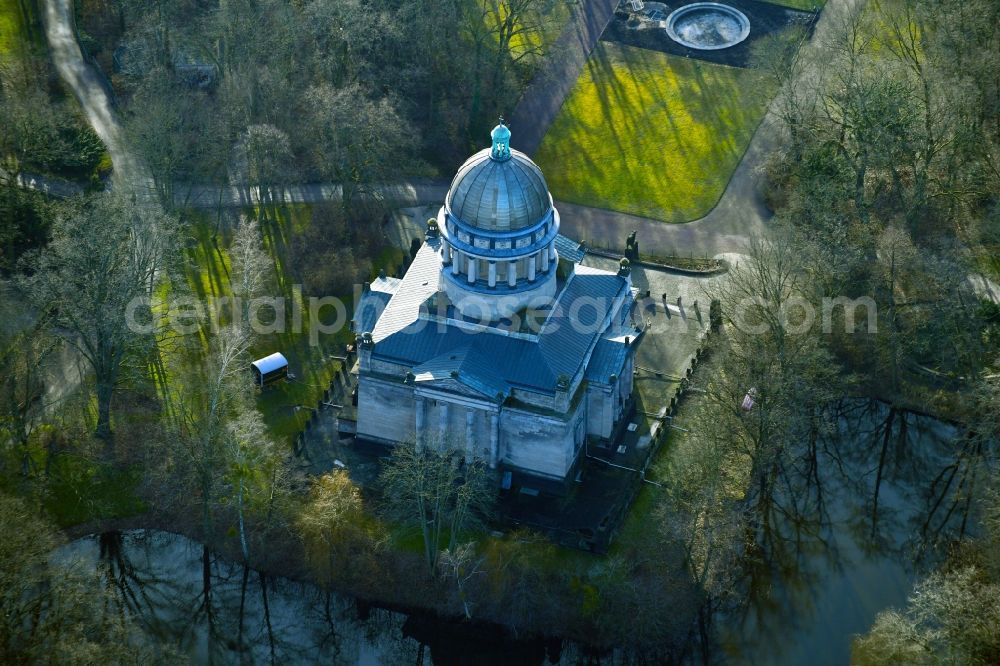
[376,323,558,391]
[538,265,630,381]
[584,326,642,384]
[412,346,510,400]
[371,243,442,343]
[368,243,631,394]
[352,275,401,334]
[554,234,586,263]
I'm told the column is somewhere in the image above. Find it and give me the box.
[488,261,496,287]
[489,412,500,469]
[528,255,536,282]
[451,250,461,275]
[550,242,557,260]
[508,260,517,287]
[465,409,475,464]
[541,246,550,272]
[414,396,425,452]
[438,401,449,448]
[467,256,477,284]
[441,240,451,265]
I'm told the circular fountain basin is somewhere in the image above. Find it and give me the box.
[665,2,750,50]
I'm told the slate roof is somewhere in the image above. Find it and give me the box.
[584,327,642,384]
[367,243,631,395]
[352,275,401,334]
[538,265,630,381]
[554,234,586,263]
[370,242,442,343]
[412,346,511,399]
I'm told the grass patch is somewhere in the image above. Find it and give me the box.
[768,0,824,10]
[0,0,36,57]
[535,42,771,222]
[172,205,352,444]
[44,456,146,527]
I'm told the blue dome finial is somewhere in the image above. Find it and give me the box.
[490,117,511,161]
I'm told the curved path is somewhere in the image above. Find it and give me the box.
[554,112,774,256]
[42,0,149,192]
[42,0,846,258]
[514,0,856,257]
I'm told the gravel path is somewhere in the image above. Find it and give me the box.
[42,0,152,193]
[41,0,847,260]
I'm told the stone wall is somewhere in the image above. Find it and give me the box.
[499,402,584,480]
[422,399,496,462]
[586,383,613,439]
[356,376,416,444]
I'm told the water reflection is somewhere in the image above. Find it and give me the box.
[61,530,566,665]
[717,399,990,665]
[56,400,990,665]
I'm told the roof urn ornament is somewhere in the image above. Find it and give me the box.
[490,117,511,161]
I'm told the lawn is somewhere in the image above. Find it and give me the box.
[487,0,572,67]
[535,42,771,223]
[770,0,824,10]
[172,205,410,444]
[169,206,343,443]
[0,0,36,56]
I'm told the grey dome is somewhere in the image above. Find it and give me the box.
[447,148,551,232]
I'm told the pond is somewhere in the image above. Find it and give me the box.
[59,401,983,664]
[716,400,981,664]
[58,529,571,664]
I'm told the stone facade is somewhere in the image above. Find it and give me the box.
[353,124,642,488]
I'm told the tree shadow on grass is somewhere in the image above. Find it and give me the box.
[536,42,771,222]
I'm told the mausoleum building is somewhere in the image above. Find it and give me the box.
[352,123,641,487]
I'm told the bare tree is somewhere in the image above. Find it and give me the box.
[300,83,410,212]
[229,215,275,324]
[169,216,276,552]
[440,541,486,619]
[378,440,494,574]
[174,322,252,542]
[0,492,177,662]
[464,0,555,130]
[0,320,56,477]
[854,565,1000,665]
[125,67,222,210]
[21,192,176,444]
[225,406,280,563]
[233,124,293,222]
[710,234,841,532]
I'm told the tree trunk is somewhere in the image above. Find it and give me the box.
[871,408,895,538]
[95,379,114,443]
[259,572,277,663]
[238,478,250,563]
[238,565,249,651]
